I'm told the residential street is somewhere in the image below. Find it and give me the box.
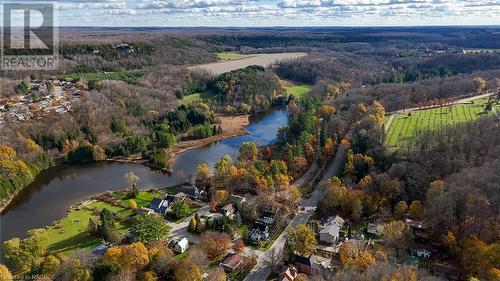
[243,144,350,281]
[167,204,210,244]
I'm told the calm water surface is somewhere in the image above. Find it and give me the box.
[0,109,287,243]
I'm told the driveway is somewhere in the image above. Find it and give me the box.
[167,203,210,244]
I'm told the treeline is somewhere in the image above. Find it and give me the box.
[386,53,500,83]
[0,137,51,200]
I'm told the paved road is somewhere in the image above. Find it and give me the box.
[243,144,350,281]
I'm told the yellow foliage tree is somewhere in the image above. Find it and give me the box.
[339,241,359,266]
[129,199,138,210]
[353,251,375,272]
[174,259,202,281]
[0,264,12,281]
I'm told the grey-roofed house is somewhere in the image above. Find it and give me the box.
[149,198,170,215]
[319,216,345,244]
[180,186,203,200]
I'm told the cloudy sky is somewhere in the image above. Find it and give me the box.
[5,0,500,26]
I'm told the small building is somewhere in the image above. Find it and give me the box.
[180,186,203,200]
[279,266,298,281]
[91,243,114,256]
[412,248,431,259]
[221,204,235,218]
[169,237,189,253]
[367,223,383,236]
[220,253,245,272]
[229,194,246,205]
[319,216,344,244]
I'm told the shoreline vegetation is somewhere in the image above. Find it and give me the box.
[0,114,250,214]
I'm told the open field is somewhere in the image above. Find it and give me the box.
[217,52,257,61]
[188,52,308,75]
[180,90,215,104]
[385,99,497,147]
[286,85,312,99]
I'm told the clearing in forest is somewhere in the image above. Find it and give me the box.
[385,98,498,148]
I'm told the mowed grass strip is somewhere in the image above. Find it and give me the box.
[385,100,494,148]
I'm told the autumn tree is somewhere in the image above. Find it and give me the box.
[129,199,138,210]
[232,239,245,254]
[196,163,212,183]
[353,251,375,272]
[393,201,408,218]
[103,242,149,270]
[286,224,317,257]
[339,241,359,267]
[0,264,12,281]
[408,201,423,219]
[200,231,231,260]
[473,76,487,95]
[239,142,258,162]
[174,258,202,281]
[380,221,410,258]
[206,268,227,281]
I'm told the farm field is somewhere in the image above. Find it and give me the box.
[385,99,496,147]
[217,52,257,61]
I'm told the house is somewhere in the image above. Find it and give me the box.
[279,266,298,281]
[319,216,344,244]
[229,194,246,205]
[367,223,383,236]
[405,219,430,243]
[294,255,332,277]
[221,204,235,218]
[169,238,189,253]
[180,186,203,200]
[149,198,170,215]
[249,221,270,242]
[412,248,431,258]
[220,253,245,272]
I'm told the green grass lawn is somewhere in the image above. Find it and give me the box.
[385,99,495,147]
[216,52,257,61]
[180,91,216,105]
[286,85,312,99]
[45,201,133,254]
[113,190,165,209]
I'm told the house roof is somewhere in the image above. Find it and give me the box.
[319,223,341,237]
[253,221,269,232]
[327,215,345,226]
[229,194,246,204]
[222,204,235,213]
[177,238,189,248]
[180,186,199,197]
[279,266,298,281]
[294,255,311,266]
[149,198,163,209]
[222,254,244,268]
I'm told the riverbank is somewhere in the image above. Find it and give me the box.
[166,114,250,165]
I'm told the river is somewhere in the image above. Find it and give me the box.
[0,109,288,244]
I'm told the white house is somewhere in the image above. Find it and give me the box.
[170,238,189,253]
[413,248,431,259]
[319,216,345,244]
